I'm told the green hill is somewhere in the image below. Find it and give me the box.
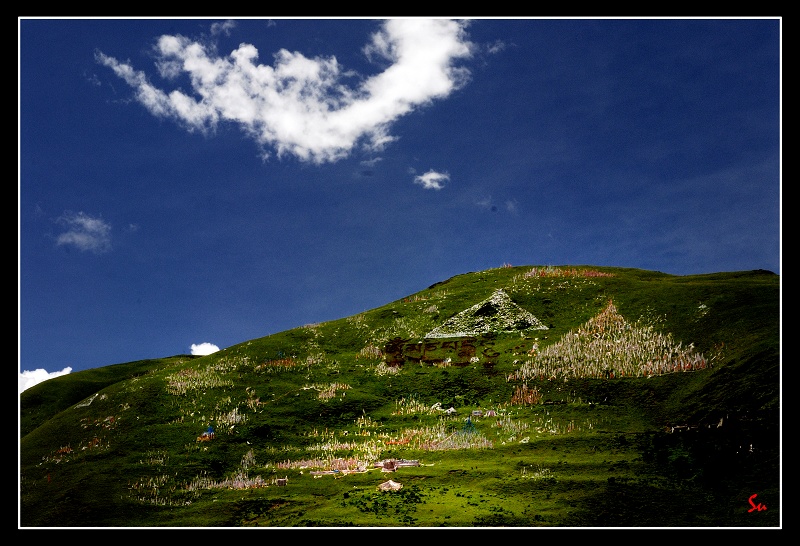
[19,265,780,527]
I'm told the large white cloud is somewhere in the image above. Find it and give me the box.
[19,367,72,394]
[96,19,473,164]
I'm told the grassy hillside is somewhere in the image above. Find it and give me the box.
[19,265,780,527]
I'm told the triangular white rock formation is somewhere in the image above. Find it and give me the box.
[425,289,548,338]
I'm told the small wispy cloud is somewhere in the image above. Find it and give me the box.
[476,196,498,212]
[54,211,112,253]
[486,39,507,54]
[414,170,449,190]
[475,196,519,214]
[210,20,236,36]
[96,19,473,165]
[358,157,383,177]
[191,342,220,356]
[360,157,383,168]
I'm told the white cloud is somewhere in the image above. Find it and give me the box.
[487,39,507,54]
[96,19,473,164]
[414,170,449,190]
[191,342,220,355]
[54,211,112,253]
[210,20,236,36]
[360,157,383,168]
[19,367,72,394]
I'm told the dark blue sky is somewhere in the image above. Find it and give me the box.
[19,17,781,391]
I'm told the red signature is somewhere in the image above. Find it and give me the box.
[748,493,767,512]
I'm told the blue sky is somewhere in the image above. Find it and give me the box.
[18,17,781,392]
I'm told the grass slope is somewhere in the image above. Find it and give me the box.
[19,265,780,528]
